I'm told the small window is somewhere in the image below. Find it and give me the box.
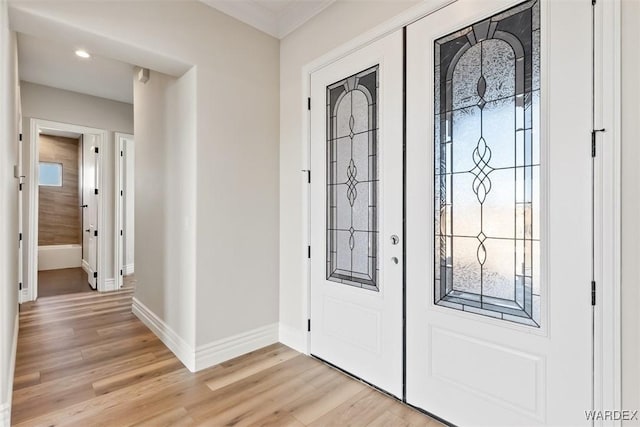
[39,162,63,187]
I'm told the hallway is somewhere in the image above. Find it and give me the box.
[11,283,438,426]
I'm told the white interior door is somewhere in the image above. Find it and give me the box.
[406,0,592,425]
[310,30,404,396]
[82,134,98,289]
[118,137,125,287]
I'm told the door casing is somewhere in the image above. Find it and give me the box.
[114,132,134,289]
[26,118,108,300]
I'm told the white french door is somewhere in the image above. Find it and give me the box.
[406,0,593,425]
[82,134,99,290]
[309,30,404,397]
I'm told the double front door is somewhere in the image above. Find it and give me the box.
[310,0,593,425]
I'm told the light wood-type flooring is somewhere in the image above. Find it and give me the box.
[12,278,439,426]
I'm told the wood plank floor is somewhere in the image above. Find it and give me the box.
[37,268,92,297]
[12,280,439,426]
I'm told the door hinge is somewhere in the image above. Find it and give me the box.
[94,147,99,154]
[94,188,99,195]
[19,133,22,142]
[19,282,22,290]
[93,272,98,278]
[120,269,123,276]
[591,280,596,305]
[307,97,311,111]
[307,319,311,332]
[121,190,124,196]
[94,230,98,237]
[19,183,23,191]
[120,150,124,157]
[591,128,605,157]
[120,230,123,236]
[18,232,22,241]
[307,245,311,259]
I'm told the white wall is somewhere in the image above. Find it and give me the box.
[20,81,134,289]
[134,69,197,351]
[124,135,134,274]
[0,0,20,424]
[8,0,280,362]
[621,0,640,419]
[278,0,419,348]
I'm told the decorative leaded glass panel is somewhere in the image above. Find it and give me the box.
[327,66,379,291]
[434,0,540,327]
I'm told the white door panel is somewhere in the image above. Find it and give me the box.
[407,0,592,425]
[310,30,404,397]
[82,134,98,289]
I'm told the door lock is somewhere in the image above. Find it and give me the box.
[391,235,400,245]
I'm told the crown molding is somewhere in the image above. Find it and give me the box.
[199,0,335,39]
[276,0,335,38]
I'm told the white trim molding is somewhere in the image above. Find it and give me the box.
[195,323,279,371]
[26,119,108,301]
[132,297,196,372]
[133,297,279,373]
[123,264,135,276]
[114,132,133,289]
[103,279,117,292]
[0,402,10,427]
[1,314,19,427]
[593,0,622,420]
[278,322,307,354]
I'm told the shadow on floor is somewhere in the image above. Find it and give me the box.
[37,267,92,297]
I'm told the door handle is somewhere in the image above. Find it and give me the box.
[80,205,88,208]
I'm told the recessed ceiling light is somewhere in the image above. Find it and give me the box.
[75,50,91,59]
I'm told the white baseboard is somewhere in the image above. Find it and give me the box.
[278,323,308,354]
[81,259,90,275]
[18,288,30,304]
[132,297,279,373]
[1,314,19,427]
[102,279,117,292]
[123,263,134,275]
[132,297,196,372]
[0,402,9,427]
[195,323,279,371]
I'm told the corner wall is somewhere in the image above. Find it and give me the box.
[0,1,20,424]
[133,68,197,365]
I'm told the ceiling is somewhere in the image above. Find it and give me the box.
[200,0,336,38]
[17,32,134,104]
[15,1,334,103]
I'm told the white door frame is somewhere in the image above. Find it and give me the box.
[26,118,108,300]
[299,0,621,418]
[114,132,133,288]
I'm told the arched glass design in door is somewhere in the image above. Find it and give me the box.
[326,66,379,291]
[434,0,540,326]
